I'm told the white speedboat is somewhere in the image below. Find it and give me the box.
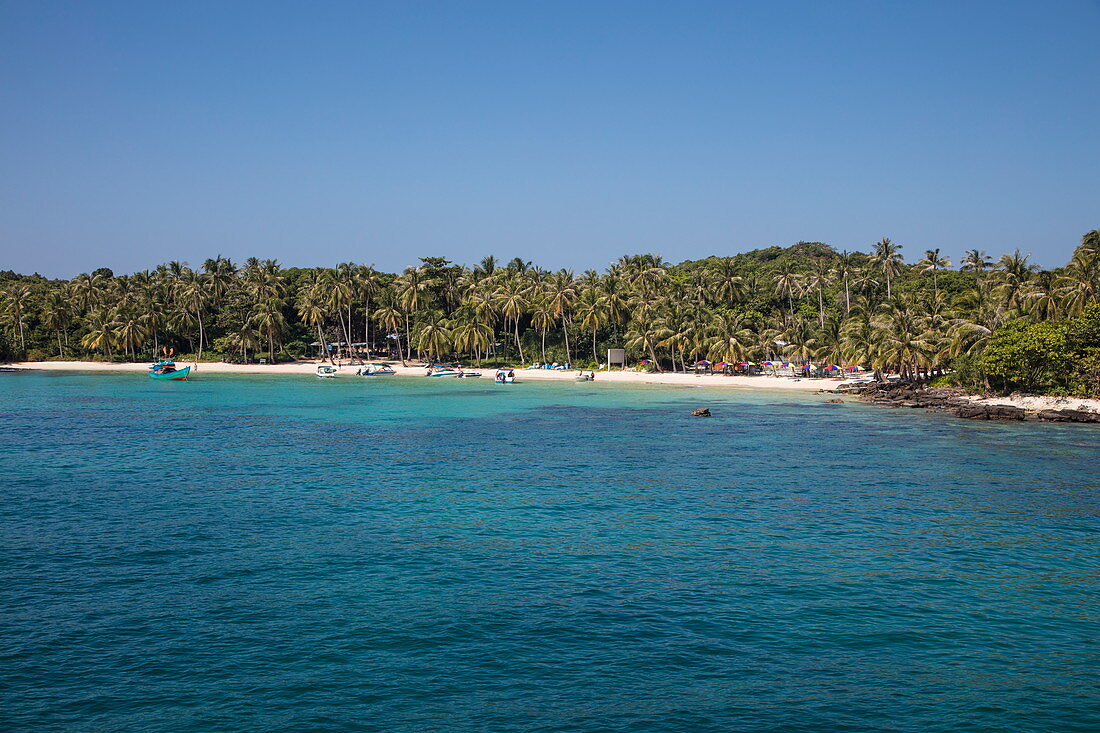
[575,370,595,382]
[456,370,482,378]
[495,368,516,384]
[426,364,461,377]
[316,365,339,378]
[358,363,396,376]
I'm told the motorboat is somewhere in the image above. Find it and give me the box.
[316,365,339,379]
[575,370,595,382]
[357,363,396,376]
[426,364,461,377]
[148,359,189,381]
[495,368,516,384]
[456,370,482,378]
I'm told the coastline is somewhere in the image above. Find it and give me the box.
[4,360,861,392]
[10,361,1098,415]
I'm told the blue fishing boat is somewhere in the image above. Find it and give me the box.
[148,359,190,381]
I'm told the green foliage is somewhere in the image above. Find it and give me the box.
[2,234,1099,396]
[978,321,1068,394]
[973,304,1100,396]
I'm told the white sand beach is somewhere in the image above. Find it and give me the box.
[975,393,1100,414]
[4,360,865,392]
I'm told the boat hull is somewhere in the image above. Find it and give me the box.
[149,366,190,381]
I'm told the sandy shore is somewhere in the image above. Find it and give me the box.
[4,360,866,392]
[975,393,1100,414]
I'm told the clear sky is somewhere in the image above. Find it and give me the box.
[1,1,1098,277]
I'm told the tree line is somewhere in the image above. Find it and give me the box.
[2,231,1099,395]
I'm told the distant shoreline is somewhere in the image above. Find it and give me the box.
[8,360,1099,416]
[4,360,859,392]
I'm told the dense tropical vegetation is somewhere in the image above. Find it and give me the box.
[2,231,1099,396]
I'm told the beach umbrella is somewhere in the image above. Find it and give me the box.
[696,360,711,365]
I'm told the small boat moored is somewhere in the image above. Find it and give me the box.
[426,364,461,377]
[495,368,516,384]
[316,365,339,378]
[575,370,596,381]
[148,359,190,381]
[357,363,397,376]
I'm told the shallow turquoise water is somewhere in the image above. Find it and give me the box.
[1,370,1098,732]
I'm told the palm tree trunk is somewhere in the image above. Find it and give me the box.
[197,311,205,361]
[316,324,331,363]
[540,328,547,363]
[648,339,662,373]
[514,318,524,363]
[592,329,597,365]
[562,318,572,363]
[363,300,370,357]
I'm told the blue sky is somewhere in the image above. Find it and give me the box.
[1,1,1098,277]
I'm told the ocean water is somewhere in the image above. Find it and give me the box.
[1,370,1098,732]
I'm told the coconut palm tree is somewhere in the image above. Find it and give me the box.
[177,272,210,359]
[450,313,493,365]
[705,312,755,364]
[397,266,430,360]
[547,270,577,363]
[961,249,993,273]
[493,276,530,363]
[917,248,952,298]
[993,250,1035,312]
[374,289,407,366]
[115,312,149,361]
[870,238,904,299]
[357,265,381,352]
[806,258,833,328]
[251,297,286,363]
[40,288,70,357]
[297,276,333,363]
[413,310,451,362]
[574,287,608,364]
[709,258,744,305]
[874,301,931,380]
[1,284,34,354]
[81,308,119,359]
[625,299,666,370]
[831,251,857,316]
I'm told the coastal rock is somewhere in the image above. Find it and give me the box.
[953,404,1025,421]
[691,408,711,417]
[1033,409,1100,423]
[824,398,843,404]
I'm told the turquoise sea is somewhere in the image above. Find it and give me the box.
[1,370,1098,732]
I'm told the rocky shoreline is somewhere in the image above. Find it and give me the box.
[833,383,1100,424]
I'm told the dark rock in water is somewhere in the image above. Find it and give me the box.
[824,398,843,404]
[953,404,1025,421]
[1034,409,1100,423]
[691,408,711,417]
